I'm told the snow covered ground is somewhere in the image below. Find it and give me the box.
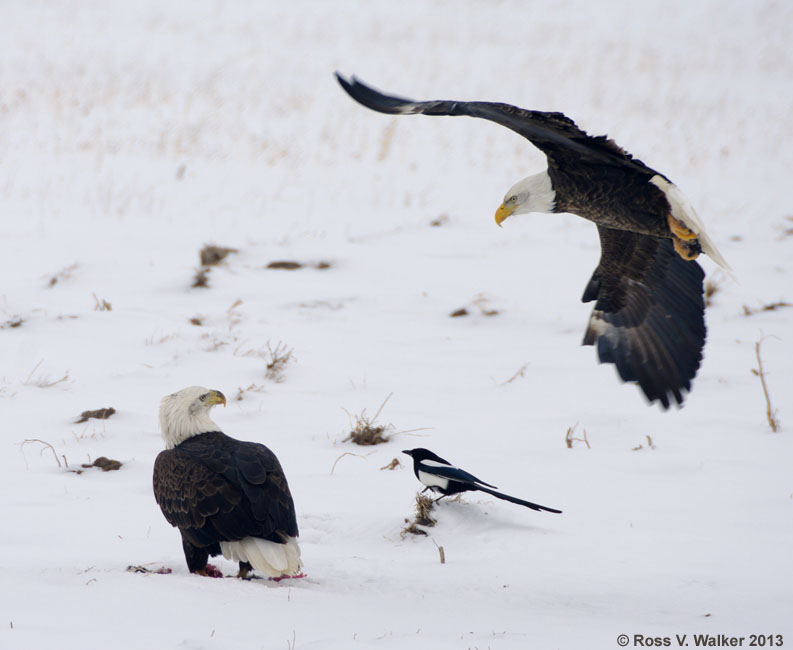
[1,1,792,648]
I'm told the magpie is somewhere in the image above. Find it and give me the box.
[402,448,562,513]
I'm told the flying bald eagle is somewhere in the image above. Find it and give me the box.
[336,74,732,408]
[153,386,302,578]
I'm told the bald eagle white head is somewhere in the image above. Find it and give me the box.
[495,171,556,226]
[159,386,226,449]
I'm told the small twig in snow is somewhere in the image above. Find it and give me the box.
[752,337,780,432]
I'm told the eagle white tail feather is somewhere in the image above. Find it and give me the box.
[649,175,734,276]
[220,536,302,577]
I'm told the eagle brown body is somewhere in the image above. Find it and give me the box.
[153,387,301,578]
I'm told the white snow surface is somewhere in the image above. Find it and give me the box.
[1,2,792,648]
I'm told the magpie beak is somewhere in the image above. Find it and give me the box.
[401,448,562,513]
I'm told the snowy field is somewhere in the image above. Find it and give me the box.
[1,1,792,648]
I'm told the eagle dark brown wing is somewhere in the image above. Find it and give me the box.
[153,431,298,549]
[335,73,656,176]
[581,227,706,408]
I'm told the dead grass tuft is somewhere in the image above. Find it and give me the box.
[704,274,723,307]
[450,294,499,318]
[192,267,210,288]
[401,493,437,537]
[343,394,394,446]
[379,458,402,471]
[92,293,112,311]
[264,341,295,382]
[400,522,428,537]
[2,317,24,329]
[200,245,238,267]
[126,565,172,575]
[429,214,449,227]
[413,494,437,526]
[75,407,116,424]
[631,435,656,451]
[235,383,266,401]
[742,301,791,316]
[565,423,591,449]
[189,316,203,326]
[23,360,70,388]
[501,363,529,385]
[47,262,79,288]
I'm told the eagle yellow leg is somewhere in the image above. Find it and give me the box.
[667,213,697,240]
[673,237,700,260]
[237,562,253,580]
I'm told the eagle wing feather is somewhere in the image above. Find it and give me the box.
[582,227,706,408]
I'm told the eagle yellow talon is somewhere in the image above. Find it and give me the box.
[667,213,697,240]
[673,237,700,260]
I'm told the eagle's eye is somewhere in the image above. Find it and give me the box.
[508,195,518,204]
[199,394,206,402]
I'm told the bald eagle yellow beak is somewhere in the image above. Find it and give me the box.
[495,202,517,227]
[207,390,226,407]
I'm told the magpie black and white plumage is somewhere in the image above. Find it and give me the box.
[402,448,562,514]
[153,386,302,579]
[337,73,733,409]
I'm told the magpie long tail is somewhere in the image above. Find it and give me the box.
[476,486,562,513]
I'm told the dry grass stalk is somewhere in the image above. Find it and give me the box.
[377,119,397,161]
[704,275,722,307]
[433,539,446,564]
[632,435,656,451]
[329,451,371,475]
[501,363,529,385]
[472,294,499,317]
[235,383,266,401]
[23,360,69,388]
[92,293,112,311]
[742,301,791,316]
[379,458,402,471]
[565,423,591,449]
[343,393,394,446]
[20,439,65,469]
[47,262,79,287]
[752,338,780,432]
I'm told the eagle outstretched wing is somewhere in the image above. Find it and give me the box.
[335,73,655,175]
[582,227,706,408]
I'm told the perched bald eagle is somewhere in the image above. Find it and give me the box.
[336,74,732,409]
[153,386,302,578]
